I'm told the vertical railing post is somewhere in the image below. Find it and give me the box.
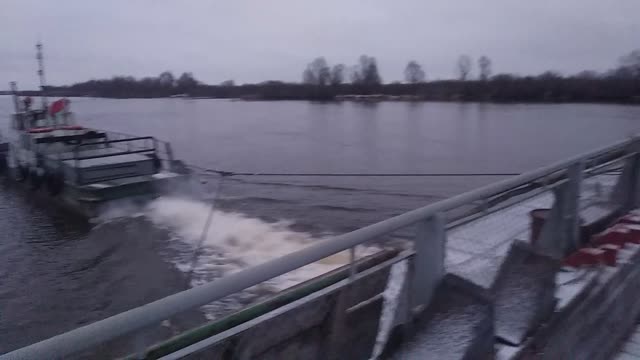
[537,161,587,259]
[633,153,640,210]
[165,142,175,171]
[611,149,640,212]
[537,181,570,258]
[411,213,446,312]
[566,161,584,251]
[348,246,357,282]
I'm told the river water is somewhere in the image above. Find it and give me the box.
[0,96,639,355]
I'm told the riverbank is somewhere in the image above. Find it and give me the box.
[6,76,639,104]
[6,92,640,105]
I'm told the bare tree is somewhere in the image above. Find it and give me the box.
[363,56,382,85]
[349,65,361,84]
[220,80,235,87]
[302,57,331,85]
[330,64,345,85]
[478,56,492,81]
[352,55,382,85]
[574,71,599,80]
[176,72,198,92]
[316,59,331,85]
[303,68,317,84]
[537,71,563,80]
[619,49,640,79]
[158,71,175,87]
[404,61,426,83]
[456,55,472,81]
[606,67,635,79]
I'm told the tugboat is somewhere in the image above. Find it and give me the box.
[0,43,190,218]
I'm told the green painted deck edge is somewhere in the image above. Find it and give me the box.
[124,249,397,360]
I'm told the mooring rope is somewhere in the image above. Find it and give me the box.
[183,167,520,288]
[184,172,229,288]
[203,169,521,177]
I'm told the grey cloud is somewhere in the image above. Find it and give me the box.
[2,0,639,89]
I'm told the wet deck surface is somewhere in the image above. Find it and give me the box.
[388,173,620,359]
[388,281,491,360]
[445,174,617,289]
[615,325,640,360]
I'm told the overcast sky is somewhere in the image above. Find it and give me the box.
[2,0,639,88]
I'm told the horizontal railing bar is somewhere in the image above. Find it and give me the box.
[1,136,634,360]
[103,130,171,151]
[73,136,156,149]
[73,148,155,161]
[585,152,633,176]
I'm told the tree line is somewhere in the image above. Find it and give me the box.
[42,50,640,103]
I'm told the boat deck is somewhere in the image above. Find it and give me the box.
[446,173,617,288]
[383,173,621,359]
[615,325,640,360]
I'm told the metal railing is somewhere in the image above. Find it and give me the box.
[1,136,638,360]
[55,129,177,173]
[97,130,176,170]
[72,136,156,160]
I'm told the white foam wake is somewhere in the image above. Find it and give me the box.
[144,196,369,291]
[94,195,375,319]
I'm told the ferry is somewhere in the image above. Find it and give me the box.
[0,44,190,218]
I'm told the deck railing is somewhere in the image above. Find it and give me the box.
[1,136,638,360]
[96,130,175,169]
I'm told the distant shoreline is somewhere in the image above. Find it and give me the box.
[4,75,638,105]
[3,92,639,106]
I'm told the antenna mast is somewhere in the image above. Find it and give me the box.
[36,42,48,108]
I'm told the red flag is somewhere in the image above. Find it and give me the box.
[49,98,67,115]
